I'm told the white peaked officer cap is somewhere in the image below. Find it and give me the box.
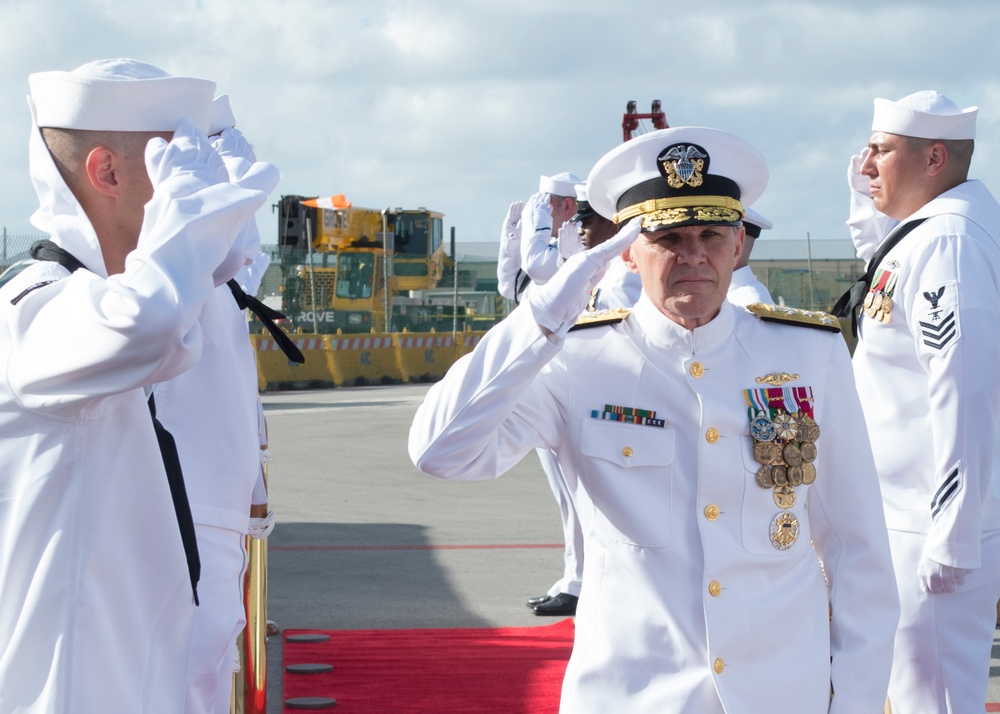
[570,183,597,222]
[28,58,216,134]
[872,90,977,140]
[743,207,773,238]
[539,172,583,197]
[586,126,768,232]
[209,94,237,134]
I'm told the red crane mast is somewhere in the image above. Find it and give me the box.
[622,100,669,142]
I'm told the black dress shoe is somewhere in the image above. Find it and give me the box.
[533,592,578,616]
[526,594,552,608]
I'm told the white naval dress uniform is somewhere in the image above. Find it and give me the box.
[153,283,261,714]
[727,265,773,307]
[410,296,898,713]
[0,126,261,713]
[851,179,1000,713]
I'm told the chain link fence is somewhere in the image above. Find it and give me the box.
[0,230,42,274]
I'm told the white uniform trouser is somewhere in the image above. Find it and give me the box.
[537,447,583,597]
[185,525,248,714]
[887,528,1000,713]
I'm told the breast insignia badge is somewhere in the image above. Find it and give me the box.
[755,372,799,386]
[770,511,800,550]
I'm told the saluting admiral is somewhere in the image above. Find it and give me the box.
[410,126,898,713]
[843,90,1000,713]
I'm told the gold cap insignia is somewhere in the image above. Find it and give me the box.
[661,144,707,188]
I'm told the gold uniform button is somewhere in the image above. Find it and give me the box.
[704,505,720,521]
[714,658,725,674]
[690,362,705,378]
[706,427,720,444]
[708,580,722,597]
[622,446,633,457]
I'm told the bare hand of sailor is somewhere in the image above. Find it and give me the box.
[528,216,642,337]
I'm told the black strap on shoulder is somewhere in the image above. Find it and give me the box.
[3,240,87,303]
[831,217,928,336]
[226,279,305,364]
[148,394,200,605]
[513,268,531,305]
[30,239,87,273]
[26,239,201,605]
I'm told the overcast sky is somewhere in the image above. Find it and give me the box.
[3,0,1000,255]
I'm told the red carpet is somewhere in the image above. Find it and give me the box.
[282,619,574,713]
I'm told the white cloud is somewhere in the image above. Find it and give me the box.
[2,0,1000,251]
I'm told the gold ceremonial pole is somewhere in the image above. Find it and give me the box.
[231,420,271,714]
[231,508,269,714]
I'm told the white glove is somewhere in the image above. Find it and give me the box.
[210,127,281,285]
[520,192,561,284]
[500,201,524,244]
[139,121,271,274]
[144,119,228,188]
[212,126,258,176]
[528,217,643,336]
[497,201,525,299]
[847,147,872,198]
[917,555,972,594]
[248,509,276,540]
[521,191,553,241]
[845,146,897,263]
[557,220,583,263]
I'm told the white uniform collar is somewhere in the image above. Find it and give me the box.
[27,120,108,278]
[905,179,988,224]
[630,291,735,356]
[729,265,757,289]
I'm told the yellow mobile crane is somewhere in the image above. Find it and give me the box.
[276,195,465,333]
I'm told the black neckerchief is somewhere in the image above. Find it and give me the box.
[227,280,304,363]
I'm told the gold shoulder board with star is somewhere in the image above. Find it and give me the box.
[746,303,842,333]
[569,308,630,332]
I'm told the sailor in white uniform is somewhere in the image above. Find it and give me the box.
[153,95,279,714]
[727,207,774,307]
[497,172,590,615]
[0,59,277,713]
[842,90,1000,713]
[569,184,643,313]
[411,126,898,712]
[497,172,582,303]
